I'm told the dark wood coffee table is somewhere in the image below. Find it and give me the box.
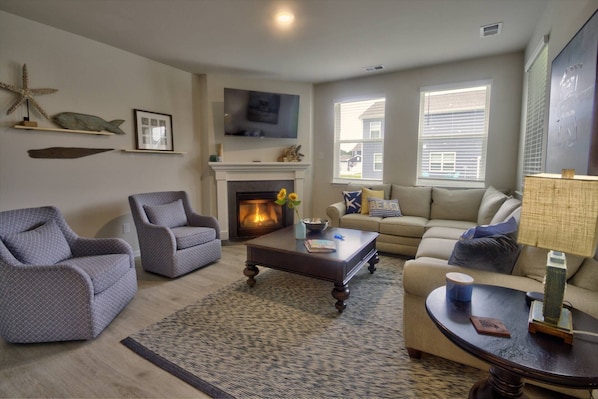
[426,284,598,399]
[244,226,379,312]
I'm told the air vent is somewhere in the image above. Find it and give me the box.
[364,64,384,72]
[480,22,502,38]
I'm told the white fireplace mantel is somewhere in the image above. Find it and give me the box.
[209,162,311,240]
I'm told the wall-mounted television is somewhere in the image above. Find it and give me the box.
[224,88,300,138]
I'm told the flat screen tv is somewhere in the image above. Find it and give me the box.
[224,88,300,138]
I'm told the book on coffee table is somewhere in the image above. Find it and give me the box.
[470,316,511,337]
[304,239,336,253]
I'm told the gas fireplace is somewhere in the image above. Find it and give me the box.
[227,180,294,240]
[236,192,286,238]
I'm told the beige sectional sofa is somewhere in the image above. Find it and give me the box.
[326,183,517,256]
[328,183,598,398]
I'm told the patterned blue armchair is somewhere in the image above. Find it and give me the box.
[128,191,221,278]
[0,206,137,343]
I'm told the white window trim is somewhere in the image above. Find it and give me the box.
[416,80,492,188]
[333,97,386,183]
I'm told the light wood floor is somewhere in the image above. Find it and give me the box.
[0,244,576,398]
[0,244,248,398]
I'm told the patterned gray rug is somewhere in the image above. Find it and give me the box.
[122,254,488,398]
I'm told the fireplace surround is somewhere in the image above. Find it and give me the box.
[209,162,310,240]
[228,180,294,240]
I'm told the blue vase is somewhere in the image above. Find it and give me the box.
[295,221,306,240]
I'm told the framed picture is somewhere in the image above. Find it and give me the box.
[134,109,174,151]
[546,9,598,175]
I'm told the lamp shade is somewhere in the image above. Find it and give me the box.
[518,173,598,257]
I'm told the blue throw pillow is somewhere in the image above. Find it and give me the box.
[368,198,402,218]
[462,216,518,239]
[448,234,521,274]
[343,190,362,214]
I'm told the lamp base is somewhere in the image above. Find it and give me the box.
[528,300,573,344]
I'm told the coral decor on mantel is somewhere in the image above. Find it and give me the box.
[278,145,304,162]
[0,64,58,122]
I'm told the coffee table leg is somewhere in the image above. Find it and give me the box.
[332,283,350,313]
[469,366,527,399]
[244,262,259,287]
[368,251,379,273]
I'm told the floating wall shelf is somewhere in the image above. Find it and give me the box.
[13,124,114,136]
[121,149,185,155]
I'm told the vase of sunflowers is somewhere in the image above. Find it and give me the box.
[275,188,305,239]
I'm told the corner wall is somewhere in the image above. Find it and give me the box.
[0,11,197,251]
[312,52,524,218]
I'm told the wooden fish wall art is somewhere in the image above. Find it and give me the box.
[53,112,126,134]
[28,147,114,159]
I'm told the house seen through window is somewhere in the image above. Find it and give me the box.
[417,82,491,188]
[334,98,385,181]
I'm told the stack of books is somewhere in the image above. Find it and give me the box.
[304,239,336,253]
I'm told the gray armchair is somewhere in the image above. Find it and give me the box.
[0,206,137,343]
[128,191,221,278]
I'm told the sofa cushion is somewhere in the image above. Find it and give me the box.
[339,213,382,232]
[422,226,467,241]
[431,188,485,222]
[416,237,458,260]
[425,219,477,231]
[342,190,362,214]
[391,185,431,219]
[361,187,385,214]
[511,246,585,282]
[379,216,427,238]
[569,257,598,291]
[368,198,402,217]
[477,186,508,225]
[144,199,187,228]
[2,219,72,265]
[61,254,130,294]
[448,234,521,274]
[490,197,522,224]
[171,226,217,250]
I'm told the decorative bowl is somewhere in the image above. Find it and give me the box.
[302,218,329,233]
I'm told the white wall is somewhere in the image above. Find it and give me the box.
[516,0,598,189]
[0,11,314,250]
[199,74,313,218]
[311,52,524,218]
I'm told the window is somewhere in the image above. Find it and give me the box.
[373,153,383,171]
[369,121,382,139]
[334,98,385,181]
[417,82,491,187]
[429,152,456,172]
[521,41,548,190]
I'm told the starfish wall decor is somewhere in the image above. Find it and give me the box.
[0,64,58,121]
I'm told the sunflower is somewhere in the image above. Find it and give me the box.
[275,188,301,220]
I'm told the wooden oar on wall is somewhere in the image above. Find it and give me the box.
[28,147,113,159]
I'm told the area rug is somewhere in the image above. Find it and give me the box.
[122,255,487,398]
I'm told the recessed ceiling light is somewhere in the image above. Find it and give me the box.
[275,11,295,27]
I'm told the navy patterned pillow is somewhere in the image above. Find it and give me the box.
[343,190,362,214]
[144,199,188,228]
[2,219,72,264]
[368,198,402,218]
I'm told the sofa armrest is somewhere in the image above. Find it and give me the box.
[326,201,347,227]
[188,213,221,239]
[403,257,544,299]
[71,237,135,267]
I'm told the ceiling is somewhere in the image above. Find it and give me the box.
[0,0,551,83]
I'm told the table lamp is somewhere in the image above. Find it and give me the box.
[518,172,598,343]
